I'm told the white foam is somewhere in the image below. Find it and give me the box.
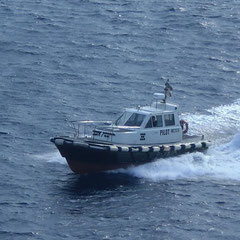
[33,151,66,165]
[39,99,240,179]
[122,137,240,181]
[182,99,240,139]
[119,99,240,181]
[225,131,240,150]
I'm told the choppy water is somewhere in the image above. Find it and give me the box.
[1,0,240,239]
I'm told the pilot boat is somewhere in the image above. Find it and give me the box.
[50,81,210,174]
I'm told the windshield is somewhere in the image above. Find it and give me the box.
[114,112,132,126]
[115,112,146,127]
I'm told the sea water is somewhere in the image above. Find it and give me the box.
[0,0,240,239]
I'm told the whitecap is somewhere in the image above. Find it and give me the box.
[33,151,66,165]
[117,100,240,181]
[119,131,240,181]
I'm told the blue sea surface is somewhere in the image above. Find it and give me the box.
[0,0,240,239]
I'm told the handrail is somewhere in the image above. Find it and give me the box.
[69,120,141,141]
[69,120,113,139]
[70,120,112,124]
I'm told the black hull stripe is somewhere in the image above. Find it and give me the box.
[95,141,211,152]
[52,137,211,153]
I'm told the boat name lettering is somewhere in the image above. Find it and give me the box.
[99,131,115,137]
[160,129,170,135]
[93,130,101,136]
[171,128,179,133]
[101,132,109,138]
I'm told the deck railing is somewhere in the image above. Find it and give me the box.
[69,120,113,139]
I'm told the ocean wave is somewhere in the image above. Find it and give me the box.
[182,98,240,138]
[33,151,66,165]
[44,99,240,180]
[116,100,240,181]
[119,130,240,182]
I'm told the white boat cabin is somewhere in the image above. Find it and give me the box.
[92,93,183,145]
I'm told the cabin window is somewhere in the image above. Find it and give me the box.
[156,115,163,127]
[145,118,152,128]
[125,113,145,127]
[115,112,132,126]
[145,115,163,128]
[164,114,175,126]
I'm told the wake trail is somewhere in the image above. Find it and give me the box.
[117,99,240,181]
[120,131,240,181]
[34,151,67,165]
[37,98,240,180]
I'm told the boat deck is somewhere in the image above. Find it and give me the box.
[60,134,205,148]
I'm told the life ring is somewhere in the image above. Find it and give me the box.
[180,120,188,134]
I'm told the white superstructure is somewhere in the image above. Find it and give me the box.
[92,91,183,145]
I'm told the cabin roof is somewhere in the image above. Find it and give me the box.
[124,102,178,115]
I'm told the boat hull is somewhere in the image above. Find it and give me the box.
[50,137,210,174]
